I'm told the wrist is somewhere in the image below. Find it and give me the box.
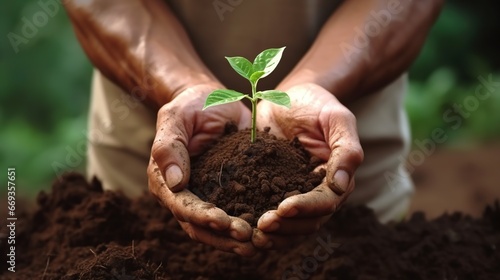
[276,69,320,93]
[278,69,360,105]
[150,69,223,108]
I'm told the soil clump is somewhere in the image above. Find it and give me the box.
[189,125,325,226]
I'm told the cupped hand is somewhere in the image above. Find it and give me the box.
[148,84,256,256]
[253,83,364,249]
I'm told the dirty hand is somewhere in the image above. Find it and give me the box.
[253,83,364,249]
[148,84,256,256]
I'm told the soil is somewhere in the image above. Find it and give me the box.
[1,172,499,279]
[189,125,325,226]
[410,142,500,219]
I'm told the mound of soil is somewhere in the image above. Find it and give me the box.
[190,126,325,226]
[1,173,499,279]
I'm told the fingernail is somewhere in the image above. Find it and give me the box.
[258,212,274,228]
[331,169,349,195]
[165,165,183,190]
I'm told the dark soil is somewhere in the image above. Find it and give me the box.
[1,172,499,279]
[189,125,325,226]
[410,143,500,219]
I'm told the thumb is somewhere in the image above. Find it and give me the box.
[325,112,364,196]
[151,107,191,192]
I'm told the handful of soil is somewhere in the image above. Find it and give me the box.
[189,124,325,226]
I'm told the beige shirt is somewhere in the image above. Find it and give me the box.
[166,0,343,92]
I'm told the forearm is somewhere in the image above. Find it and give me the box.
[64,0,219,108]
[279,0,444,103]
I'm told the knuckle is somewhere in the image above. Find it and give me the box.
[147,162,164,195]
[348,144,364,164]
[146,161,154,177]
[147,180,163,199]
[338,107,357,123]
[146,157,159,175]
[158,103,177,116]
[347,113,357,126]
[151,137,182,167]
[325,106,357,129]
[150,140,167,162]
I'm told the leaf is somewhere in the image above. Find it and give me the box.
[249,71,265,84]
[255,90,291,108]
[203,89,247,110]
[225,56,254,80]
[252,47,286,80]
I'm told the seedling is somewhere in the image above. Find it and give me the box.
[203,47,291,143]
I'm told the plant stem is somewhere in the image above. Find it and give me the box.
[251,82,257,143]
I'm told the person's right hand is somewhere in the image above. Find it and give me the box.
[148,84,256,256]
[252,83,364,249]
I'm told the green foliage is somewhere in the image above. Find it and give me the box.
[406,1,500,146]
[204,89,247,107]
[254,90,290,106]
[225,56,253,80]
[252,47,285,80]
[1,1,92,195]
[406,69,500,147]
[204,47,290,143]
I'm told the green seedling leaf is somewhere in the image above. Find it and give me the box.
[252,47,286,79]
[249,71,265,84]
[255,90,291,108]
[203,47,289,143]
[203,89,246,110]
[225,56,254,80]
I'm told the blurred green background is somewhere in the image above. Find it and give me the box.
[1,1,499,196]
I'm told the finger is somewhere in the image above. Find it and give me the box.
[169,191,253,241]
[151,105,191,192]
[163,188,233,231]
[148,161,231,231]
[228,216,253,241]
[252,228,307,250]
[257,211,331,235]
[180,221,257,257]
[275,183,338,218]
[324,108,364,195]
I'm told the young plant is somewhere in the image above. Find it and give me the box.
[203,47,291,143]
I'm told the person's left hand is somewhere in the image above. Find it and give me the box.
[148,84,256,256]
[252,83,364,249]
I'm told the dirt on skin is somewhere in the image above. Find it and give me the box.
[1,172,499,279]
[189,125,325,226]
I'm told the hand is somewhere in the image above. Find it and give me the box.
[253,83,364,249]
[148,84,256,256]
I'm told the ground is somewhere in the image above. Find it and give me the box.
[409,142,500,219]
[0,144,499,279]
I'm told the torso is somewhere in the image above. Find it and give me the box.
[165,0,343,92]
